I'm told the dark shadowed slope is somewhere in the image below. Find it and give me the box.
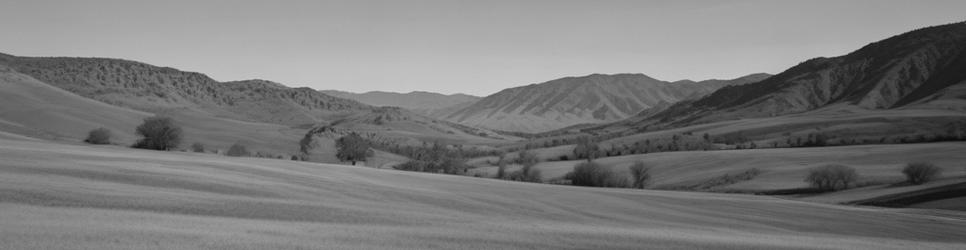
[650,21,966,127]
[445,73,769,133]
[1,138,965,249]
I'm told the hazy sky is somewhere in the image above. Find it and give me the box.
[2,0,965,96]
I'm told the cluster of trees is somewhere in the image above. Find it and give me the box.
[565,161,650,189]
[393,142,469,174]
[804,164,859,191]
[84,116,184,150]
[563,134,716,161]
[374,141,499,159]
[804,162,944,192]
[494,149,541,182]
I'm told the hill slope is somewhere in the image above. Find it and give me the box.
[321,90,480,117]
[445,73,769,133]
[650,21,966,127]
[0,65,305,155]
[0,53,371,126]
[1,138,964,249]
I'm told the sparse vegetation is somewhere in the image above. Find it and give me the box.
[902,162,942,185]
[226,143,250,157]
[805,164,858,191]
[84,127,112,145]
[132,116,182,151]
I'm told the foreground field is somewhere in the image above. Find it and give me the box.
[1,138,965,249]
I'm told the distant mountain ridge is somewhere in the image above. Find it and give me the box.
[645,21,966,127]
[320,90,480,117]
[444,73,770,133]
[0,54,371,126]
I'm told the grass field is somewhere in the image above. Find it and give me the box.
[1,137,965,249]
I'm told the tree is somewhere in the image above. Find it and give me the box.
[132,116,182,151]
[226,143,249,157]
[804,164,858,191]
[84,127,112,145]
[629,161,651,189]
[336,133,372,165]
[496,151,508,179]
[573,136,601,161]
[191,142,205,153]
[517,150,541,182]
[902,162,942,185]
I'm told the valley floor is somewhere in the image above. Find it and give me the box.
[1,138,965,249]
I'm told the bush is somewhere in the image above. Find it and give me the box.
[226,143,250,157]
[902,162,942,185]
[191,142,205,153]
[629,161,651,189]
[568,161,627,188]
[84,127,112,145]
[132,116,182,151]
[804,164,858,191]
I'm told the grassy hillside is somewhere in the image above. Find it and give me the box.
[472,142,966,195]
[0,66,305,156]
[1,138,965,249]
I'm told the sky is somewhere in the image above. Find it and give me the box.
[2,0,965,96]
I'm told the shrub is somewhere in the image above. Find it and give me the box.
[568,161,627,188]
[902,162,942,185]
[191,142,205,153]
[804,164,858,191]
[132,116,182,151]
[629,161,651,189]
[84,127,112,145]
[226,143,250,157]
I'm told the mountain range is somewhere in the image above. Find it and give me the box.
[443,73,770,132]
[320,90,479,117]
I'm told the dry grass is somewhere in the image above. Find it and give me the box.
[1,137,965,249]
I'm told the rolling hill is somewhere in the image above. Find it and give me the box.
[0,55,506,162]
[444,73,770,133]
[1,137,964,249]
[320,90,480,117]
[0,64,306,156]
